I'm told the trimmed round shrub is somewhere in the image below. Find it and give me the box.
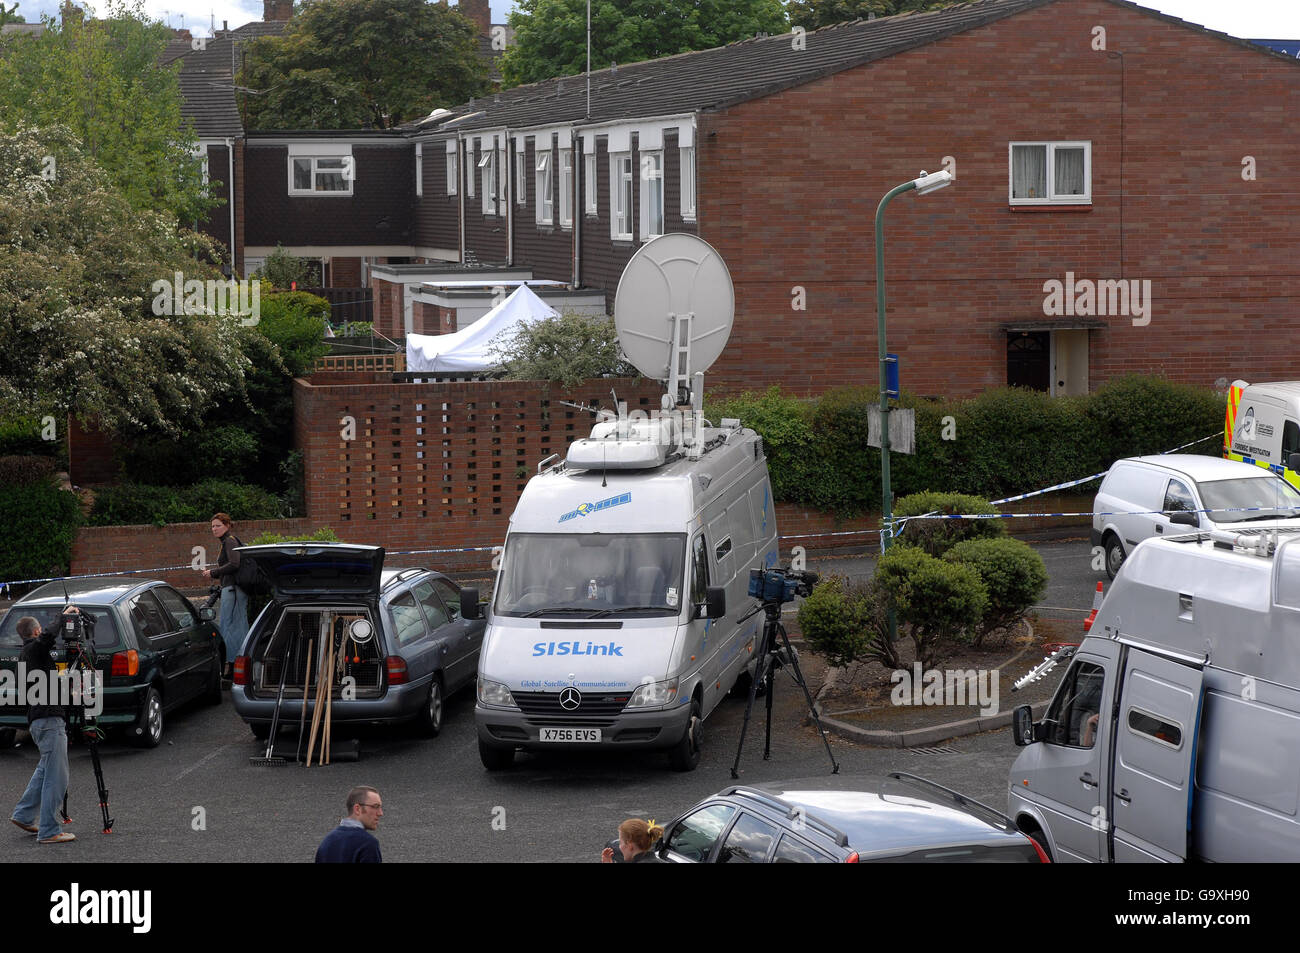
[796,575,871,669]
[893,491,1005,557]
[875,545,988,667]
[944,537,1048,646]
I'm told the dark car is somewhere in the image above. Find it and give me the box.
[0,577,224,747]
[229,543,485,738]
[654,772,1050,863]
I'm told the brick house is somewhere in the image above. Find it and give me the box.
[232,0,1300,399]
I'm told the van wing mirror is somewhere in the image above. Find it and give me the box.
[705,586,726,620]
[460,587,481,620]
[1288,452,1300,473]
[1169,511,1199,527]
[1012,704,1037,747]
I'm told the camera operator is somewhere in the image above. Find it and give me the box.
[9,612,75,844]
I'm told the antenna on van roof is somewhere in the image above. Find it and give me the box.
[612,233,735,435]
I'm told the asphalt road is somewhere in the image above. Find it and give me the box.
[3,539,1100,864]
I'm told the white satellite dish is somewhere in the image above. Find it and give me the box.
[613,233,734,402]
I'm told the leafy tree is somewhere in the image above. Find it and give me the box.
[0,2,22,27]
[239,0,488,130]
[785,0,958,32]
[492,312,637,387]
[501,0,789,87]
[0,124,251,437]
[255,244,320,289]
[0,1,213,222]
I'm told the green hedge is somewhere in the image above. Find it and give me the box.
[710,376,1225,516]
[0,478,82,586]
[88,480,283,526]
[249,527,341,545]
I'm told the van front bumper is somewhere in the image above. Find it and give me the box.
[476,700,692,752]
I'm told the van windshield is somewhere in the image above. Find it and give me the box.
[1199,476,1300,523]
[494,533,687,618]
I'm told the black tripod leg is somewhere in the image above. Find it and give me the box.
[777,624,839,774]
[763,656,775,761]
[730,621,773,779]
[86,734,113,832]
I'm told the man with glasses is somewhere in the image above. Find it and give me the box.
[315,786,384,863]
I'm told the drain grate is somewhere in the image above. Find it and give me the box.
[906,745,958,754]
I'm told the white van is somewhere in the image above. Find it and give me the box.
[1090,454,1300,578]
[1010,527,1300,862]
[470,411,779,771]
[1224,379,1300,487]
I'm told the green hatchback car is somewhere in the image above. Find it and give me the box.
[0,577,224,747]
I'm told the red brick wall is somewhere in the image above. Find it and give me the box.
[697,0,1300,398]
[71,518,314,591]
[330,256,361,287]
[370,277,404,337]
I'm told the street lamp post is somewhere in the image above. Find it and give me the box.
[874,169,953,555]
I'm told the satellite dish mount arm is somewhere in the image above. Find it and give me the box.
[667,311,695,407]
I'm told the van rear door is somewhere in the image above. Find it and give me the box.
[1110,648,1204,862]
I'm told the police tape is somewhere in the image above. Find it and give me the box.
[896,504,1299,524]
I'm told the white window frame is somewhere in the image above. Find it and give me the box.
[535,148,553,225]
[559,148,573,228]
[446,143,457,196]
[467,144,475,199]
[1008,141,1091,205]
[610,152,633,240]
[584,151,597,215]
[287,145,354,197]
[680,146,695,221]
[415,142,423,198]
[639,150,664,241]
[192,143,210,195]
[479,149,495,215]
[516,150,527,206]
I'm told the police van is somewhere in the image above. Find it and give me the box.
[1224,379,1300,488]
[1009,527,1300,861]
[468,408,778,771]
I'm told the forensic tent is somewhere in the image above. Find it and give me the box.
[405,284,560,373]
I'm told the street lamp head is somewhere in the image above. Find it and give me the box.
[912,169,953,195]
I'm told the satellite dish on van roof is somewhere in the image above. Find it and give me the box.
[613,234,734,395]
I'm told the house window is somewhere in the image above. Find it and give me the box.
[559,148,573,228]
[535,149,552,225]
[497,142,506,205]
[479,149,495,215]
[680,146,695,220]
[584,152,597,214]
[446,145,457,195]
[639,150,664,240]
[611,153,633,240]
[288,152,354,196]
[1009,141,1090,204]
[415,143,423,198]
[467,145,475,198]
[516,150,526,206]
[192,143,210,195]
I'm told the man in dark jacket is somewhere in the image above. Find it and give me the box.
[10,615,74,844]
[315,786,383,863]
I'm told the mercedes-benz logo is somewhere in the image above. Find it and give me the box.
[559,687,582,711]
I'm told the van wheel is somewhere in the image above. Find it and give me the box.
[479,738,515,771]
[668,698,703,772]
[418,676,444,737]
[130,686,163,748]
[1104,535,1125,579]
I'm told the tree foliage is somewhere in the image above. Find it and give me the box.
[501,0,790,87]
[492,312,637,387]
[0,124,252,437]
[785,0,958,32]
[239,0,489,130]
[0,1,212,222]
[0,2,22,27]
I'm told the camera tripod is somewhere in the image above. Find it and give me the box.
[58,635,114,834]
[730,600,839,778]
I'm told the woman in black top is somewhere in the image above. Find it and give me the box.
[200,513,247,679]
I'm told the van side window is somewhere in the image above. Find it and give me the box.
[1284,421,1300,462]
[1044,660,1105,748]
[691,535,709,608]
[1127,707,1183,749]
[1163,479,1195,515]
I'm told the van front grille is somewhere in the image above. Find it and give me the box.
[513,690,629,716]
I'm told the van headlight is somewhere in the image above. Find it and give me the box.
[626,677,678,709]
[478,677,518,709]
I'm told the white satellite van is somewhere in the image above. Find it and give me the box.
[1009,527,1300,862]
[470,409,779,771]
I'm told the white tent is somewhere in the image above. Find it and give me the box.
[405,284,560,373]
